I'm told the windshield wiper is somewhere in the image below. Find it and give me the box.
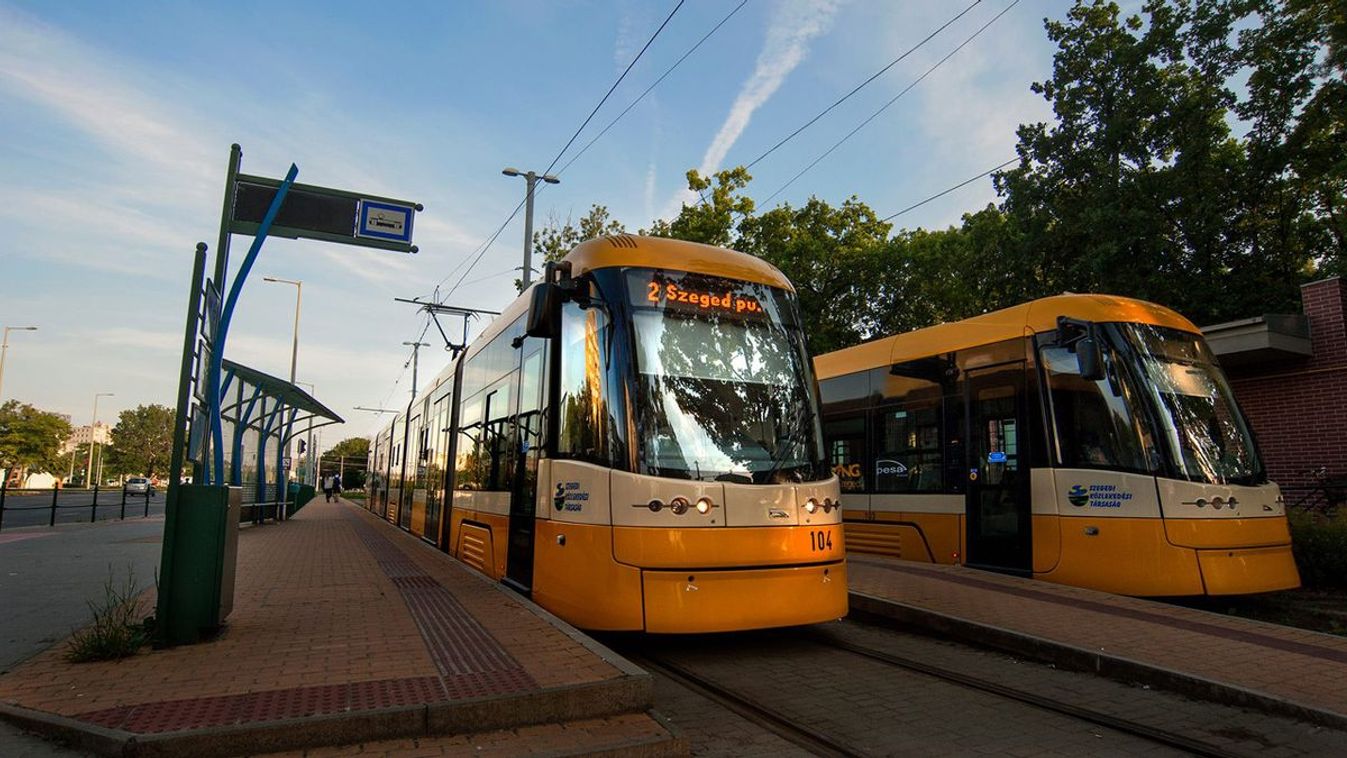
[760,396,813,484]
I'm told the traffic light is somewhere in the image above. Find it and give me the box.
[298,439,307,454]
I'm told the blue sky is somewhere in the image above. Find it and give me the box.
[0,0,1073,444]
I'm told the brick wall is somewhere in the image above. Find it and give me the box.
[1224,277,1347,495]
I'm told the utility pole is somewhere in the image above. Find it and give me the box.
[402,341,431,406]
[502,167,559,291]
[297,381,317,485]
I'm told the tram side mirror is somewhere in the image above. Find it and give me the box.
[1076,333,1105,381]
[525,281,562,339]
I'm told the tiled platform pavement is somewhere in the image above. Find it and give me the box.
[849,553,1347,729]
[0,498,681,757]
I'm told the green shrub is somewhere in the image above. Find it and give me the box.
[65,567,148,662]
[1289,511,1347,590]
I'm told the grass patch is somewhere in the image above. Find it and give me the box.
[65,567,149,662]
[341,490,366,500]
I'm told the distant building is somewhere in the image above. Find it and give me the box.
[1203,277,1347,505]
[61,422,111,454]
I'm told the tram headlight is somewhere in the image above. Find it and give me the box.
[821,497,835,513]
[670,496,690,515]
[695,497,713,514]
[1212,496,1226,510]
[804,498,819,514]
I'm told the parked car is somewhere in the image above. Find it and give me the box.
[124,477,151,495]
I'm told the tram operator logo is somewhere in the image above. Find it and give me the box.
[1068,484,1090,507]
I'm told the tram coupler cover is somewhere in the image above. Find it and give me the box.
[157,485,241,646]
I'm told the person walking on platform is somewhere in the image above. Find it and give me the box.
[322,474,334,502]
[333,472,342,498]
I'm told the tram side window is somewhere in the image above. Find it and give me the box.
[1040,343,1155,473]
[557,301,615,465]
[874,404,943,493]
[824,416,867,492]
[454,395,486,490]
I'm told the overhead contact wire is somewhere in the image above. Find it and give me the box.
[743,0,982,171]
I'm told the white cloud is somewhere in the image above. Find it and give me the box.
[663,0,842,216]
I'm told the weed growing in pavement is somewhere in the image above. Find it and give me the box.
[65,566,148,662]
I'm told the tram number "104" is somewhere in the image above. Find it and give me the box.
[809,529,834,552]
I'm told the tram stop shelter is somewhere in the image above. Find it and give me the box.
[218,358,343,522]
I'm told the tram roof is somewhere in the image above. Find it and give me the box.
[814,293,1200,380]
[563,235,794,292]
[461,235,796,367]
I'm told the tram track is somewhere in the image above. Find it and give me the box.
[624,624,1264,757]
[626,650,865,757]
[814,629,1244,758]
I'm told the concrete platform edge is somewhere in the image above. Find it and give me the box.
[849,590,1347,732]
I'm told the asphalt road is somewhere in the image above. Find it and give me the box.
[0,489,163,531]
[0,515,166,755]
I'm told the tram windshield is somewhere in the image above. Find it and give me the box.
[625,269,827,483]
[1117,324,1264,485]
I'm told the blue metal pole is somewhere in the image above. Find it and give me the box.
[210,164,298,484]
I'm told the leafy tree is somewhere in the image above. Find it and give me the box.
[325,437,371,489]
[645,167,756,247]
[0,400,72,480]
[104,404,174,478]
[534,205,627,263]
[738,196,892,353]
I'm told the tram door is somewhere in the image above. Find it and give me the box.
[505,344,548,590]
[964,364,1032,574]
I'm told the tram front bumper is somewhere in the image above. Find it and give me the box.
[641,560,848,633]
[1197,544,1301,595]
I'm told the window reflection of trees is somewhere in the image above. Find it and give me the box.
[631,275,818,482]
[1123,324,1262,485]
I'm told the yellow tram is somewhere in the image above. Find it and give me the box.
[815,294,1300,596]
[369,235,847,631]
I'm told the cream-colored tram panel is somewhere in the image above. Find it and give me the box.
[721,481,799,526]
[541,459,614,526]
[794,475,843,527]
[610,470,726,528]
[1156,479,1284,522]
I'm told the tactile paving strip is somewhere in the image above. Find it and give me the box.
[345,510,536,685]
[72,510,539,735]
[77,676,448,733]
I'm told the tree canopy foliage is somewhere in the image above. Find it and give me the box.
[0,400,72,478]
[326,436,371,460]
[105,404,174,478]
[528,1,1343,355]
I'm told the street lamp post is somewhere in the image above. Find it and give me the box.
[264,276,303,487]
[85,392,114,488]
[502,167,559,291]
[262,277,302,384]
[0,325,39,403]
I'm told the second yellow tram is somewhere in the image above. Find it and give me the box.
[815,294,1300,596]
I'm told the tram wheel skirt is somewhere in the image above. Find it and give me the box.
[641,561,849,633]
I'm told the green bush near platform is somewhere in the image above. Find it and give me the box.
[342,490,366,500]
[1288,512,1347,590]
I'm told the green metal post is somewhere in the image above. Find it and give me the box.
[157,243,209,646]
